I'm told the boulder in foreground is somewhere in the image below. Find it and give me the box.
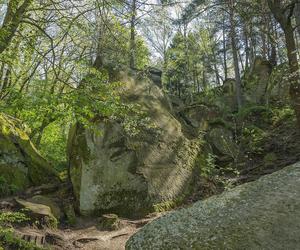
[126,162,300,249]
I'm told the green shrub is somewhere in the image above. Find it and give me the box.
[271,106,295,125]
[0,212,44,250]
[200,153,217,178]
[241,125,266,154]
[39,121,68,172]
[237,105,271,120]
[208,118,232,130]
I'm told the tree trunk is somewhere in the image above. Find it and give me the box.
[285,24,300,127]
[295,3,300,37]
[222,13,228,80]
[243,23,250,70]
[0,0,32,54]
[269,17,278,66]
[228,0,243,109]
[268,0,300,127]
[129,0,137,69]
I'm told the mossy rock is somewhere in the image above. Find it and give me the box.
[263,153,277,167]
[68,71,202,217]
[98,214,121,231]
[244,56,272,104]
[0,113,60,195]
[208,127,239,159]
[29,195,63,220]
[15,199,58,229]
[0,164,30,196]
[237,105,272,128]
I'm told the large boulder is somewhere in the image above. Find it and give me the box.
[208,127,239,161]
[68,71,202,217]
[0,113,59,196]
[268,63,290,102]
[126,162,300,249]
[245,56,272,104]
[217,78,238,112]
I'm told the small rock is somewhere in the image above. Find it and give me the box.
[98,214,121,231]
[15,198,57,228]
[29,195,62,220]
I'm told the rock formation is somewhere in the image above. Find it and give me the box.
[68,71,202,217]
[0,113,59,195]
[126,162,300,249]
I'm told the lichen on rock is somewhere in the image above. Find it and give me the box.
[0,113,59,196]
[126,162,300,250]
[68,70,203,217]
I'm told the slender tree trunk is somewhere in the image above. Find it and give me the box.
[249,22,256,65]
[183,22,189,88]
[243,23,250,70]
[295,3,300,37]
[202,67,207,91]
[238,49,245,72]
[261,30,268,59]
[212,49,220,85]
[222,14,228,80]
[0,0,32,54]
[228,0,243,109]
[269,17,278,66]
[129,0,137,69]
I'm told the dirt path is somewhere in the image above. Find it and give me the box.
[15,214,162,250]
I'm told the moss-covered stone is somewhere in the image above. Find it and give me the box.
[15,199,58,229]
[263,152,277,167]
[244,56,272,104]
[29,195,62,220]
[0,164,29,196]
[0,113,59,195]
[208,127,239,160]
[126,162,300,249]
[68,71,203,217]
[98,214,121,231]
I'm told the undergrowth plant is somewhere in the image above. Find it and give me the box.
[0,211,44,250]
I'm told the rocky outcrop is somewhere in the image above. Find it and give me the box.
[208,127,239,161]
[126,162,300,249]
[245,56,272,104]
[68,71,202,217]
[0,113,59,196]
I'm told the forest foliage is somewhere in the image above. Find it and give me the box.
[0,0,299,170]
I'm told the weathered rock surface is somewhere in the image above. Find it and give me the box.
[29,195,63,220]
[126,162,300,249]
[0,113,59,195]
[208,127,239,160]
[68,71,202,217]
[16,198,58,228]
[245,56,272,104]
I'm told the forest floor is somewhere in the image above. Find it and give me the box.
[13,213,163,250]
[2,107,300,250]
